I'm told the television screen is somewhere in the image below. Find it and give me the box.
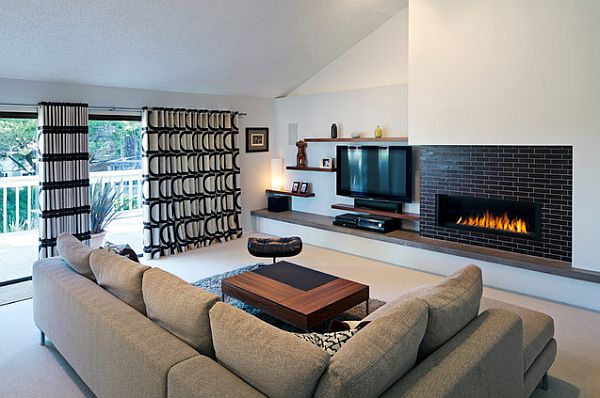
[336,146,412,202]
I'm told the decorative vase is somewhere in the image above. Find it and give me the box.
[331,123,338,139]
[375,125,383,138]
[89,230,107,249]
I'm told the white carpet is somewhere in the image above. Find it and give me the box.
[0,236,599,397]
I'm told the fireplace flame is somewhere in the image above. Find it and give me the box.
[456,211,528,234]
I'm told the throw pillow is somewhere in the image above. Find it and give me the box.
[210,302,330,398]
[56,232,95,280]
[90,249,150,314]
[417,264,483,357]
[313,297,429,398]
[142,268,219,357]
[291,330,357,356]
[101,241,139,262]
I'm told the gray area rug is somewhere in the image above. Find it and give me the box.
[0,280,33,307]
[193,263,385,332]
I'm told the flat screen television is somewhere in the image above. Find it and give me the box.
[336,146,412,203]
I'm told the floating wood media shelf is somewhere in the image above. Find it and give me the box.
[331,203,421,221]
[265,189,315,198]
[286,166,336,172]
[303,137,409,143]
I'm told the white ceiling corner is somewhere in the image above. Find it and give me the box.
[0,0,407,98]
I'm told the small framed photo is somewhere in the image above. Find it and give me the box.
[291,181,301,193]
[246,127,269,152]
[320,157,333,169]
[300,182,309,195]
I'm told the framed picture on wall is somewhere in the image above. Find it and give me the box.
[246,127,269,152]
[291,181,301,193]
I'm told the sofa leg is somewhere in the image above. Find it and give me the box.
[40,331,46,346]
[540,372,549,391]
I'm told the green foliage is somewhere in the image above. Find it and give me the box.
[0,118,37,174]
[0,186,38,233]
[89,120,141,168]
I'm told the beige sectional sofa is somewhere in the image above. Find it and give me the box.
[33,235,556,398]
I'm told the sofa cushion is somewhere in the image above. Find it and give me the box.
[313,297,428,398]
[480,296,555,371]
[142,268,219,357]
[417,264,483,357]
[363,284,433,322]
[56,232,95,280]
[90,249,150,314]
[209,302,330,398]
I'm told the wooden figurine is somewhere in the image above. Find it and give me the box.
[296,140,307,168]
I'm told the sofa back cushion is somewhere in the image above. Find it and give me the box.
[90,249,150,314]
[209,302,330,398]
[57,232,95,280]
[142,268,219,357]
[418,264,483,357]
[314,297,428,398]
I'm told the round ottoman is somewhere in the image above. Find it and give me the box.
[247,236,303,263]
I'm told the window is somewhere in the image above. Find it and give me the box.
[88,114,143,254]
[0,112,39,284]
[88,115,142,172]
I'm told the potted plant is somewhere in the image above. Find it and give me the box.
[89,179,127,248]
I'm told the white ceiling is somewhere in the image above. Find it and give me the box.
[0,0,407,98]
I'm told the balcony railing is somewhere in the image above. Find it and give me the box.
[0,169,143,234]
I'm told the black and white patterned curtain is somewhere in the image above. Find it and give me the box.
[141,108,242,259]
[37,102,91,258]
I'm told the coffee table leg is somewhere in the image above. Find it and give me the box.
[365,299,369,316]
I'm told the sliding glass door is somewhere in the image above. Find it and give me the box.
[0,112,38,285]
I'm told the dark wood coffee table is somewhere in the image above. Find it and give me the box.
[221,261,369,331]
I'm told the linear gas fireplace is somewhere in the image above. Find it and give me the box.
[436,194,541,240]
[420,145,572,262]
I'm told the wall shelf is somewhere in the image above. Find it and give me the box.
[286,166,336,172]
[266,189,315,198]
[331,203,421,221]
[303,137,408,143]
[251,209,600,284]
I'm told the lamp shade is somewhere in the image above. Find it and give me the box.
[270,158,283,190]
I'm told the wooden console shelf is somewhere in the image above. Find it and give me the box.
[266,189,315,198]
[303,137,408,143]
[286,166,336,172]
[331,203,420,221]
[251,209,600,284]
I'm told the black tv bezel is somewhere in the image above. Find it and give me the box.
[336,145,413,203]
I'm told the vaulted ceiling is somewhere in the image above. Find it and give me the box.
[0,0,407,98]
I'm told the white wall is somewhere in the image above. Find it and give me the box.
[0,78,274,232]
[273,84,418,222]
[289,7,408,96]
[408,0,600,271]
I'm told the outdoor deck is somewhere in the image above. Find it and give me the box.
[0,211,143,283]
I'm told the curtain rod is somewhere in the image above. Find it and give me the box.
[0,102,247,116]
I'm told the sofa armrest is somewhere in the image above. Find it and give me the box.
[381,309,524,398]
[168,355,266,398]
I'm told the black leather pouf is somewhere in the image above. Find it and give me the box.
[247,236,303,263]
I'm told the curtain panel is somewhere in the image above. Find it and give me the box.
[142,108,242,259]
[37,102,91,258]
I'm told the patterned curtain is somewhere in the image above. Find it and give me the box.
[37,102,91,258]
[141,108,242,259]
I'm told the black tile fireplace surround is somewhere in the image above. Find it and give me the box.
[420,146,572,262]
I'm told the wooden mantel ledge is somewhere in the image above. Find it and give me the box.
[250,209,600,285]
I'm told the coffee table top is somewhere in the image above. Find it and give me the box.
[221,261,369,331]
